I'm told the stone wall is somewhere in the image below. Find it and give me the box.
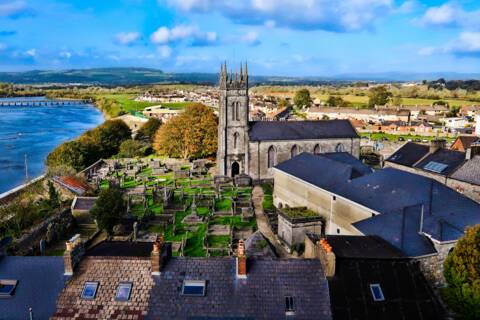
[10,209,75,255]
[417,241,456,287]
[248,137,361,180]
[277,213,323,250]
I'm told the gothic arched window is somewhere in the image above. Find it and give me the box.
[235,102,240,121]
[291,145,299,158]
[313,144,321,154]
[267,146,276,168]
[231,102,236,121]
[233,132,239,149]
[335,143,346,152]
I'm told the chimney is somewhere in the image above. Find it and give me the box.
[151,235,166,276]
[236,239,247,279]
[317,238,336,278]
[63,234,85,276]
[429,138,446,154]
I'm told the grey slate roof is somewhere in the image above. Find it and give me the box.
[0,256,65,320]
[72,197,97,211]
[248,120,358,141]
[147,257,332,320]
[275,154,480,257]
[450,155,480,186]
[386,142,429,166]
[274,152,373,195]
[324,235,405,259]
[414,148,465,176]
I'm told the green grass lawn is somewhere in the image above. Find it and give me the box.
[210,216,257,229]
[215,198,232,211]
[261,183,274,211]
[359,132,455,143]
[207,235,230,248]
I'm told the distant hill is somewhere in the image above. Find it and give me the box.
[1,67,479,85]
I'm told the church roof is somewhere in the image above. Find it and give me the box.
[248,120,358,141]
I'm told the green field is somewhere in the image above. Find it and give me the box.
[359,132,455,143]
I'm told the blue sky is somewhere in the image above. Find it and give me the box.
[1,0,480,76]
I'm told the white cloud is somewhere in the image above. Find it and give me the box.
[0,1,28,18]
[241,31,261,46]
[165,0,395,32]
[417,46,435,56]
[59,51,72,59]
[449,32,480,55]
[25,48,36,57]
[150,25,218,46]
[157,45,172,58]
[420,3,480,29]
[115,32,141,45]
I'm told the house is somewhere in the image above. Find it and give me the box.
[460,105,480,117]
[441,117,468,129]
[307,107,411,123]
[273,152,480,286]
[304,235,444,320]
[142,105,183,123]
[450,135,479,152]
[51,237,332,319]
[0,255,66,320]
[114,114,148,132]
[385,139,480,202]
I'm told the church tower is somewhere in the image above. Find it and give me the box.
[217,62,249,177]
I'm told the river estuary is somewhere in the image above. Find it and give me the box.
[0,97,104,194]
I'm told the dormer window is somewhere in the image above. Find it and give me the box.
[81,281,99,300]
[0,280,18,298]
[370,284,385,302]
[285,296,295,315]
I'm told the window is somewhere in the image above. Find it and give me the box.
[182,280,206,296]
[285,296,295,315]
[115,282,133,301]
[291,145,299,158]
[267,146,276,168]
[81,281,99,300]
[335,143,345,152]
[235,102,240,121]
[233,132,239,149]
[313,144,321,154]
[370,284,385,302]
[337,228,340,234]
[423,161,448,173]
[231,102,236,121]
[0,280,18,298]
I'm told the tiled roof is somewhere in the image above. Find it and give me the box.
[386,142,429,167]
[414,149,465,176]
[86,241,153,258]
[329,256,443,320]
[450,155,480,186]
[248,120,358,141]
[0,256,65,320]
[451,135,479,151]
[54,176,89,195]
[324,235,405,259]
[147,257,332,320]
[51,256,154,320]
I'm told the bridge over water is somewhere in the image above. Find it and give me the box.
[0,99,92,107]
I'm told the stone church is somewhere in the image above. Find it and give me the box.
[217,63,361,181]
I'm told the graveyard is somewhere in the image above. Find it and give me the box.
[85,157,257,257]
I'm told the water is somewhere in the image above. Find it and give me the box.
[0,97,104,194]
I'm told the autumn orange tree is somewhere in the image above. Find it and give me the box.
[153,103,218,159]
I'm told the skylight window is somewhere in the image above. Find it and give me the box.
[115,282,132,301]
[81,281,99,300]
[0,280,18,298]
[182,280,206,296]
[423,161,448,173]
[285,296,295,315]
[370,284,385,302]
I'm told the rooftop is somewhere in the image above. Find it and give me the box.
[386,142,429,167]
[248,119,358,141]
[147,257,332,319]
[0,256,65,320]
[450,155,480,186]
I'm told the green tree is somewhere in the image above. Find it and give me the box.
[46,140,94,171]
[153,103,217,160]
[89,119,131,157]
[368,86,392,108]
[136,118,161,142]
[278,98,289,109]
[118,139,146,158]
[47,180,60,208]
[90,187,126,235]
[293,89,311,109]
[443,224,480,320]
[326,96,352,108]
[392,96,403,106]
[447,106,461,117]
